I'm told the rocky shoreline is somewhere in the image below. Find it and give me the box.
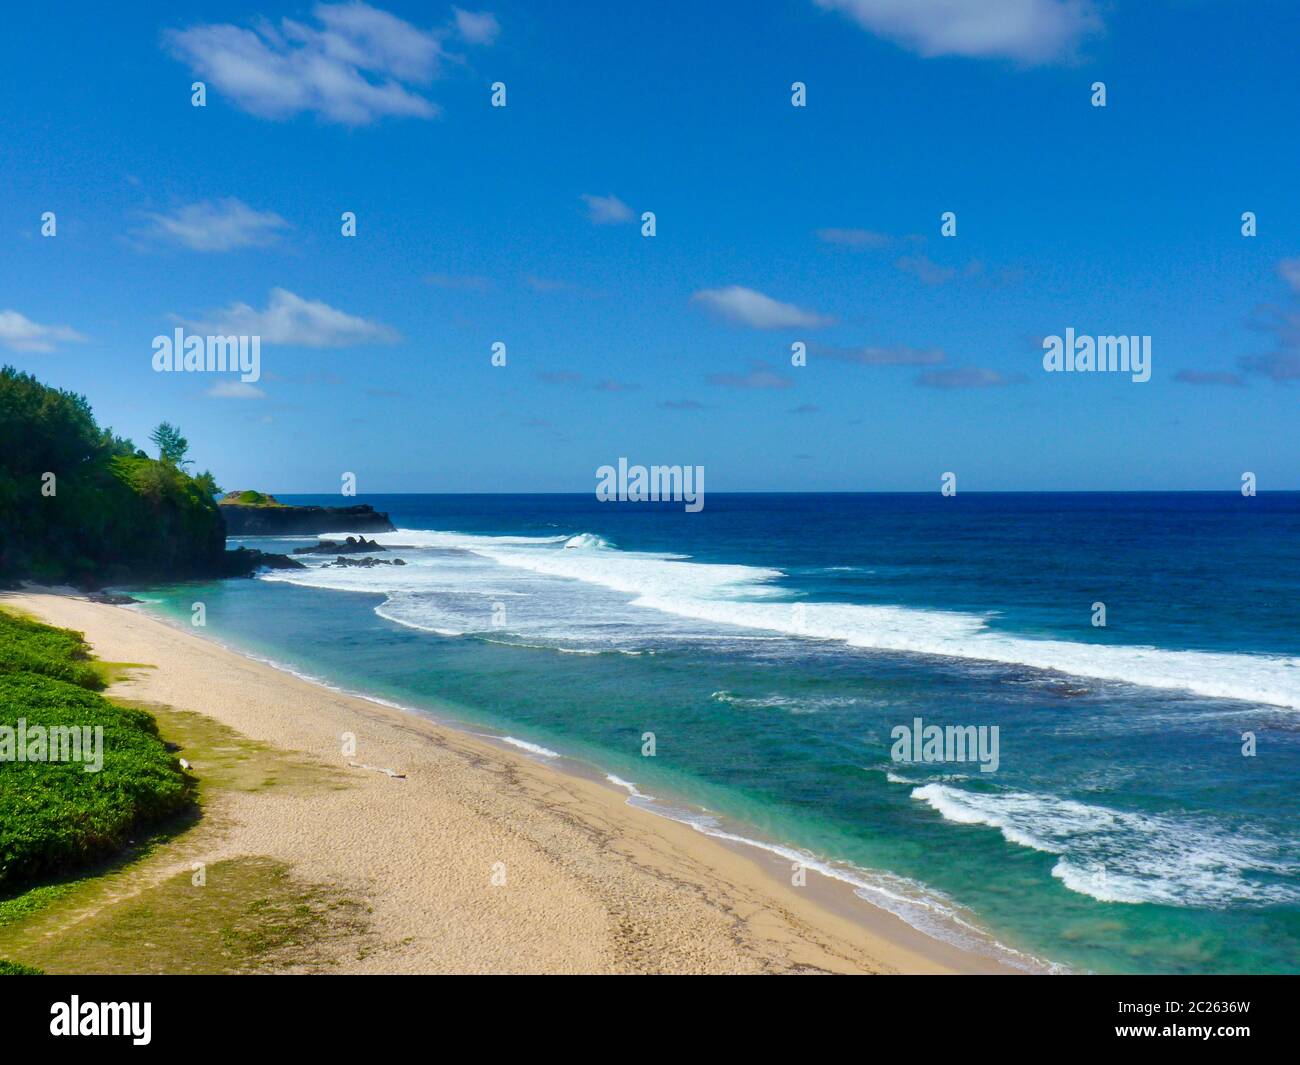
[219,494,396,537]
[215,496,400,578]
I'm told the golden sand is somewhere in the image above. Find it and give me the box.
[4,591,1007,975]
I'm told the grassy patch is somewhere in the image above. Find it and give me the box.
[0,959,44,975]
[2,857,373,975]
[88,660,153,687]
[0,882,77,928]
[0,607,369,974]
[119,700,348,799]
[221,490,283,507]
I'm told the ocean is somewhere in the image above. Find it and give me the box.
[133,492,1300,974]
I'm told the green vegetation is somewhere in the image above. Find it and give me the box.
[148,421,190,468]
[0,609,370,974]
[0,685,366,974]
[0,609,101,690]
[0,366,225,584]
[0,857,372,975]
[0,610,196,891]
[220,489,283,507]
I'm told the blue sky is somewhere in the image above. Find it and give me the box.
[2,0,1298,492]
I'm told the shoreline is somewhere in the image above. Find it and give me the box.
[3,589,1022,974]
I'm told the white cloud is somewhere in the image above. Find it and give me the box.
[814,0,1100,64]
[1279,258,1300,294]
[0,311,87,353]
[425,272,491,291]
[524,276,574,293]
[182,288,399,347]
[164,3,498,125]
[581,193,634,225]
[692,286,833,329]
[917,366,1021,389]
[453,8,500,45]
[207,381,267,399]
[706,360,794,390]
[819,343,945,365]
[141,198,289,251]
[816,227,892,247]
[895,253,957,285]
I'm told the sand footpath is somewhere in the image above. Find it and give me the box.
[3,590,1003,974]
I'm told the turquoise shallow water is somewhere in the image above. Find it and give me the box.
[134,493,1300,973]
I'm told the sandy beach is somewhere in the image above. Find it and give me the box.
[1,590,1006,975]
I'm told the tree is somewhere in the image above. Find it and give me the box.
[193,470,221,497]
[149,422,190,468]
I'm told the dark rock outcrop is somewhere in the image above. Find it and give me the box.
[293,536,386,555]
[326,556,406,568]
[217,547,307,576]
[219,500,396,537]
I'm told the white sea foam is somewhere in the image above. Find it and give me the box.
[605,773,656,803]
[564,532,614,550]
[710,690,861,713]
[911,783,1299,907]
[598,778,1054,970]
[499,736,561,758]
[257,527,1300,709]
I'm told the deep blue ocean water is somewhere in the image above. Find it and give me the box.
[136,493,1300,973]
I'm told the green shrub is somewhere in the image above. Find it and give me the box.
[0,612,102,691]
[0,612,195,890]
[0,959,44,975]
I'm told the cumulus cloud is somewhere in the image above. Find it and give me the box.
[0,311,87,353]
[141,198,289,251]
[707,360,794,390]
[916,366,1022,389]
[180,287,399,347]
[693,286,833,329]
[813,0,1100,64]
[581,193,634,225]
[164,3,497,125]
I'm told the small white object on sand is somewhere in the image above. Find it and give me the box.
[348,761,406,779]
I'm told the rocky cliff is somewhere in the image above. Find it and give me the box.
[218,492,396,537]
